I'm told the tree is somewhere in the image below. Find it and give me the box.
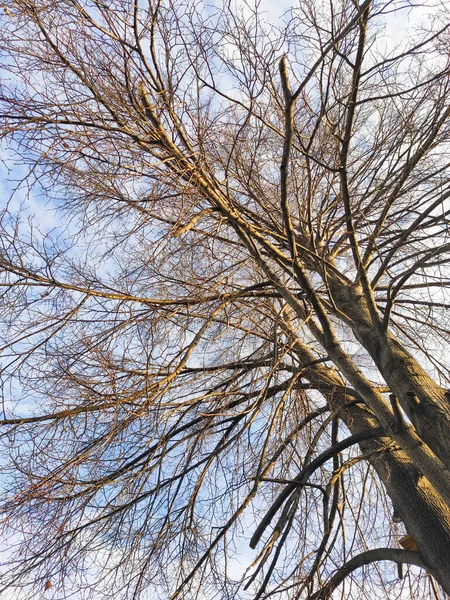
[0,0,449,598]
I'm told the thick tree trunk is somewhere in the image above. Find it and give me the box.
[329,279,450,465]
[287,326,450,594]
[345,405,450,594]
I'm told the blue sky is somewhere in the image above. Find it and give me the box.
[0,1,446,598]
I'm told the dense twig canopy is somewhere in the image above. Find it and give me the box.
[0,1,450,599]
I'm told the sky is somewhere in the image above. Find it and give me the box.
[0,0,445,598]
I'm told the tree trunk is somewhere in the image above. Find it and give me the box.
[329,279,450,465]
[346,405,450,594]
[288,325,450,594]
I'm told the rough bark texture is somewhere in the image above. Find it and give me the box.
[289,327,450,594]
[330,279,450,465]
[352,412,450,592]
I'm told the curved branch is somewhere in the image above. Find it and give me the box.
[310,548,426,600]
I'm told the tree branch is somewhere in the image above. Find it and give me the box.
[310,548,426,599]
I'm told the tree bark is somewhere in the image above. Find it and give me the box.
[329,278,450,465]
[286,326,450,594]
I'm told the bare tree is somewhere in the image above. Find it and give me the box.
[0,0,449,598]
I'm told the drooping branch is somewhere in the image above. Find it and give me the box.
[250,428,385,549]
[310,548,426,600]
